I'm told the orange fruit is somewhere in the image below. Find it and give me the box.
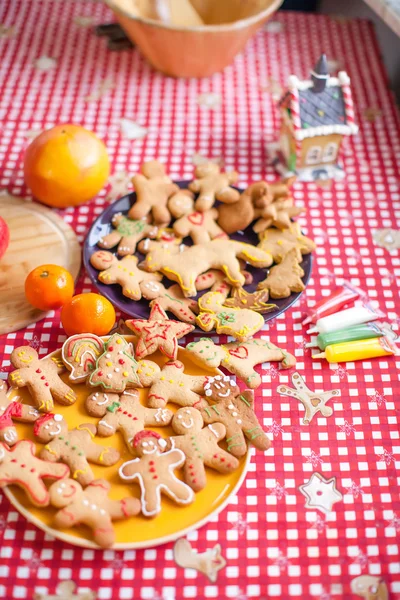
[23,124,110,208]
[25,264,75,311]
[61,293,115,336]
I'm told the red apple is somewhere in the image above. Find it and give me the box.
[0,216,10,259]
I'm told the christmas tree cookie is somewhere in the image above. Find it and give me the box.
[88,334,140,393]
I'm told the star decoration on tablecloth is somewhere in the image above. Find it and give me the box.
[125,304,194,360]
[34,55,57,71]
[224,288,277,314]
[299,473,343,514]
[345,480,364,498]
[33,581,96,600]
[377,449,395,465]
[277,372,339,425]
[105,171,132,202]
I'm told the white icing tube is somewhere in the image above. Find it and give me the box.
[307,304,385,335]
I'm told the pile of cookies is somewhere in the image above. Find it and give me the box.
[1,318,295,547]
[89,161,315,339]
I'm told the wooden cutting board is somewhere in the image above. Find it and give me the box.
[0,194,81,335]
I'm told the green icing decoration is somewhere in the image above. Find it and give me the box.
[245,427,262,440]
[116,217,146,236]
[239,394,251,407]
[217,312,236,326]
[107,401,121,413]
[165,293,183,305]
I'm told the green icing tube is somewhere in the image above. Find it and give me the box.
[307,322,384,350]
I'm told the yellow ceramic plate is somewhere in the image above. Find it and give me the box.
[4,340,250,549]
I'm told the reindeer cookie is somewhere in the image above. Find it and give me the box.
[144,239,273,297]
[168,189,227,244]
[90,251,162,301]
[0,440,69,506]
[0,380,39,446]
[196,291,264,341]
[258,222,316,263]
[85,389,173,449]
[128,161,178,225]
[125,304,194,360]
[35,414,120,486]
[186,338,296,388]
[199,376,271,457]
[169,407,239,491]
[9,346,76,412]
[257,248,305,298]
[223,287,276,314]
[119,430,194,517]
[49,478,141,548]
[140,280,199,324]
[189,163,240,212]
[253,196,305,232]
[97,213,156,256]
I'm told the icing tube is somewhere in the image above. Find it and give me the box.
[306,322,385,350]
[312,336,397,363]
[302,281,365,326]
[307,304,385,335]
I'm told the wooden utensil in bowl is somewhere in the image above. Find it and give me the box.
[104,0,283,78]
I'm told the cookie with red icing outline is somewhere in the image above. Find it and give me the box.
[49,478,141,548]
[0,440,69,507]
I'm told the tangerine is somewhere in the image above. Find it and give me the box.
[25,264,75,311]
[23,124,110,208]
[61,293,116,336]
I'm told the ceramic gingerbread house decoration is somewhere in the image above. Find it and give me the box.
[271,54,358,181]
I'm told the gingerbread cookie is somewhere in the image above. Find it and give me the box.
[85,389,173,448]
[61,334,104,383]
[49,478,141,548]
[168,189,227,244]
[136,360,208,408]
[0,440,69,506]
[217,181,273,234]
[88,334,140,393]
[0,380,39,446]
[257,248,305,298]
[223,287,277,314]
[9,346,76,412]
[90,251,162,301]
[257,222,316,263]
[128,161,178,225]
[186,338,296,388]
[35,414,120,486]
[97,213,156,256]
[189,164,240,212]
[253,196,305,232]
[173,538,226,583]
[119,430,194,517]
[196,291,264,341]
[195,267,253,293]
[140,280,199,324]
[144,239,273,297]
[200,376,270,457]
[125,304,194,360]
[169,407,239,491]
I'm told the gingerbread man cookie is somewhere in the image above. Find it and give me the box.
[61,334,104,383]
[0,380,39,445]
[257,248,305,298]
[200,376,270,457]
[9,346,76,412]
[186,338,296,388]
[196,291,264,341]
[128,161,178,225]
[189,163,240,212]
[90,251,162,301]
[119,430,194,517]
[97,213,157,256]
[88,334,140,393]
[85,389,173,448]
[168,189,227,244]
[144,239,273,297]
[35,414,120,486]
[140,280,199,324]
[49,478,141,548]
[257,222,316,263]
[125,304,194,360]
[253,196,305,232]
[195,266,253,294]
[0,440,69,506]
[169,407,239,491]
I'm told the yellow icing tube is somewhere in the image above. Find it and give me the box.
[312,336,397,363]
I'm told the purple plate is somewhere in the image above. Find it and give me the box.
[83,181,313,327]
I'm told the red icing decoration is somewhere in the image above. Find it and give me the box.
[229,346,249,359]
[187,212,204,226]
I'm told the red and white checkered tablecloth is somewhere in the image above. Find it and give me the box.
[0,1,400,599]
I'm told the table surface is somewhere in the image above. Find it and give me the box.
[0,2,400,599]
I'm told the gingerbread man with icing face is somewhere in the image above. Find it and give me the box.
[35,414,120,486]
[168,189,227,245]
[0,380,39,446]
[49,478,141,548]
[198,375,271,458]
[97,213,157,256]
[9,346,76,412]
[119,430,194,517]
[169,407,239,492]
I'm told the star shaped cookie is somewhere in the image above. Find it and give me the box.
[299,472,343,514]
[125,304,194,360]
